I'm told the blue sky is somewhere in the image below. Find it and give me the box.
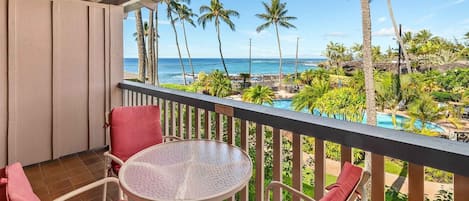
[123,0,469,58]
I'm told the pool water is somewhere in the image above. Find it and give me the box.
[268,99,445,133]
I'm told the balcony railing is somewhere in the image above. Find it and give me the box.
[118,80,469,201]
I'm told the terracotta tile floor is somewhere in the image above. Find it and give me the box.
[24,148,120,201]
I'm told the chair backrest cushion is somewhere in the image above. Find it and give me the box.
[320,162,362,201]
[0,168,6,201]
[110,106,163,163]
[5,163,41,201]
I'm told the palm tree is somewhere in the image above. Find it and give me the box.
[415,29,433,44]
[163,0,188,85]
[207,70,232,97]
[360,1,376,200]
[255,0,296,89]
[242,85,275,105]
[387,0,412,73]
[155,3,160,86]
[135,9,147,82]
[175,3,198,79]
[402,31,413,44]
[148,11,155,85]
[351,43,363,60]
[198,0,239,77]
[292,80,330,113]
[408,95,444,129]
[314,88,366,122]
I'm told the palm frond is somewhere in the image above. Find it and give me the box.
[224,9,240,18]
[199,5,212,13]
[220,15,236,31]
[279,21,296,29]
[256,22,271,33]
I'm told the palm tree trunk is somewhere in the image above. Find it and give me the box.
[387,0,412,73]
[275,23,283,89]
[361,1,377,200]
[155,4,159,86]
[135,9,147,82]
[216,20,229,77]
[148,10,155,85]
[295,37,299,82]
[392,107,398,128]
[182,21,195,79]
[168,6,187,85]
[249,38,252,76]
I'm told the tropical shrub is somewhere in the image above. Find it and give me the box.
[431,91,461,102]
[242,85,275,105]
[425,167,453,183]
[433,189,453,201]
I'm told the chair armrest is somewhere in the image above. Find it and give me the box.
[103,151,124,166]
[53,177,122,201]
[264,181,315,201]
[347,171,371,201]
[163,136,183,142]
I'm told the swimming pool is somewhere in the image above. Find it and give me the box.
[268,99,445,133]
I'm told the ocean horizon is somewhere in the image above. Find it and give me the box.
[124,58,326,84]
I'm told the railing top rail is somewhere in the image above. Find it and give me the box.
[119,80,469,176]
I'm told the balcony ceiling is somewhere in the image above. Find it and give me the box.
[84,0,132,5]
[84,0,159,13]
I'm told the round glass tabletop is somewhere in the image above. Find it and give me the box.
[119,140,252,201]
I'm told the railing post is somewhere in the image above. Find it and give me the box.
[164,100,169,136]
[292,133,303,201]
[142,94,147,105]
[171,101,176,137]
[185,105,192,139]
[341,145,352,168]
[215,113,222,141]
[272,128,282,201]
[123,89,128,106]
[408,163,424,201]
[194,108,201,139]
[314,139,325,200]
[256,123,265,201]
[240,120,249,201]
[227,116,234,145]
[371,153,385,201]
[178,103,184,138]
[204,110,211,139]
[455,174,469,201]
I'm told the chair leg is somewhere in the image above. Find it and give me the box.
[102,157,109,201]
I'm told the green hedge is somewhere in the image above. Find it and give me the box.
[431,91,461,102]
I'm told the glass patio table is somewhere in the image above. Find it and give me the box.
[118,139,252,201]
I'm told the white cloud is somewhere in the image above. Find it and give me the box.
[323,32,348,38]
[373,27,395,37]
[377,17,386,23]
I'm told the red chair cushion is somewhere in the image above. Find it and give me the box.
[5,163,40,201]
[0,168,6,201]
[110,106,163,172]
[320,162,362,201]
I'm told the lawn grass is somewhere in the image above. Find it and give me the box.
[281,173,337,198]
[357,158,407,176]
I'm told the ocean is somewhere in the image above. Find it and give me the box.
[124,58,325,84]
